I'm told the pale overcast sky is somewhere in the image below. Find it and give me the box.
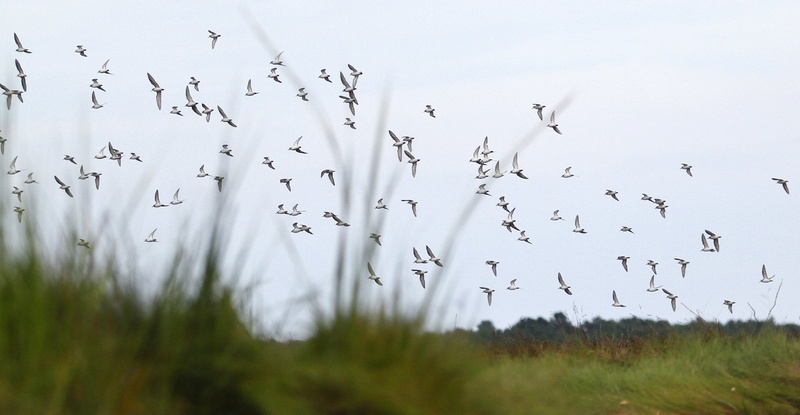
[2,2,799,337]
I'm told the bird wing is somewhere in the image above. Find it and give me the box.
[147,72,159,88]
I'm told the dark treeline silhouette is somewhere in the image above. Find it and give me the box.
[456,313,800,355]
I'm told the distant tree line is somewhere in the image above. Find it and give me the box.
[458,313,800,354]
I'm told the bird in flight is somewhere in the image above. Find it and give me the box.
[480,287,495,305]
[200,103,214,122]
[217,106,237,127]
[197,165,209,178]
[547,111,562,134]
[15,60,27,92]
[280,178,292,191]
[90,79,105,92]
[13,206,24,223]
[760,264,774,283]
[486,260,499,276]
[700,233,715,252]
[647,275,661,292]
[573,215,586,234]
[91,91,104,109]
[674,258,689,278]
[723,299,735,313]
[412,247,428,264]
[413,269,427,289]
[297,88,309,101]
[662,289,678,312]
[772,178,789,194]
[98,59,112,75]
[704,229,721,252]
[404,150,420,177]
[146,73,164,110]
[291,222,313,234]
[208,30,221,49]
[426,245,443,267]
[7,156,20,175]
[612,290,625,307]
[497,196,510,212]
[424,105,436,118]
[617,255,630,272]
[269,68,281,83]
[321,169,336,186]
[270,51,285,66]
[289,136,307,154]
[319,69,332,83]
[532,103,545,120]
[681,163,693,177]
[152,190,168,208]
[184,86,202,116]
[389,130,405,162]
[14,33,31,53]
[401,199,418,217]
[245,79,258,96]
[54,175,73,197]
[557,273,572,295]
[647,259,658,275]
[145,229,158,242]
[369,233,382,246]
[510,153,528,179]
[367,262,383,286]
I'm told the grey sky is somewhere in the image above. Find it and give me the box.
[2,2,799,337]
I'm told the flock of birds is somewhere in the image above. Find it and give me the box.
[0,30,794,319]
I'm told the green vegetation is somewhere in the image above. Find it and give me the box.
[1,227,799,414]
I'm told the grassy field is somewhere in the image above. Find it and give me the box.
[1,229,799,415]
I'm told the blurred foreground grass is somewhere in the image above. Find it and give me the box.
[1,231,799,414]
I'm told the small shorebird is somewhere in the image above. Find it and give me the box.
[674,258,689,278]
[557,273,572,295]
[145,229,157,242]
[617,256,630,272]
[547,111,562,134]
[573,215,586,234]
[486,260,499,276]
[647,275,661,292]
[760,264,774,283]
[662,288,678,312]
[723,300,735,313]
[480,287,495,305]
[772,178,789,194]
[208,30,221,49]
[367,262,382,286]
[612,290,625,307]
